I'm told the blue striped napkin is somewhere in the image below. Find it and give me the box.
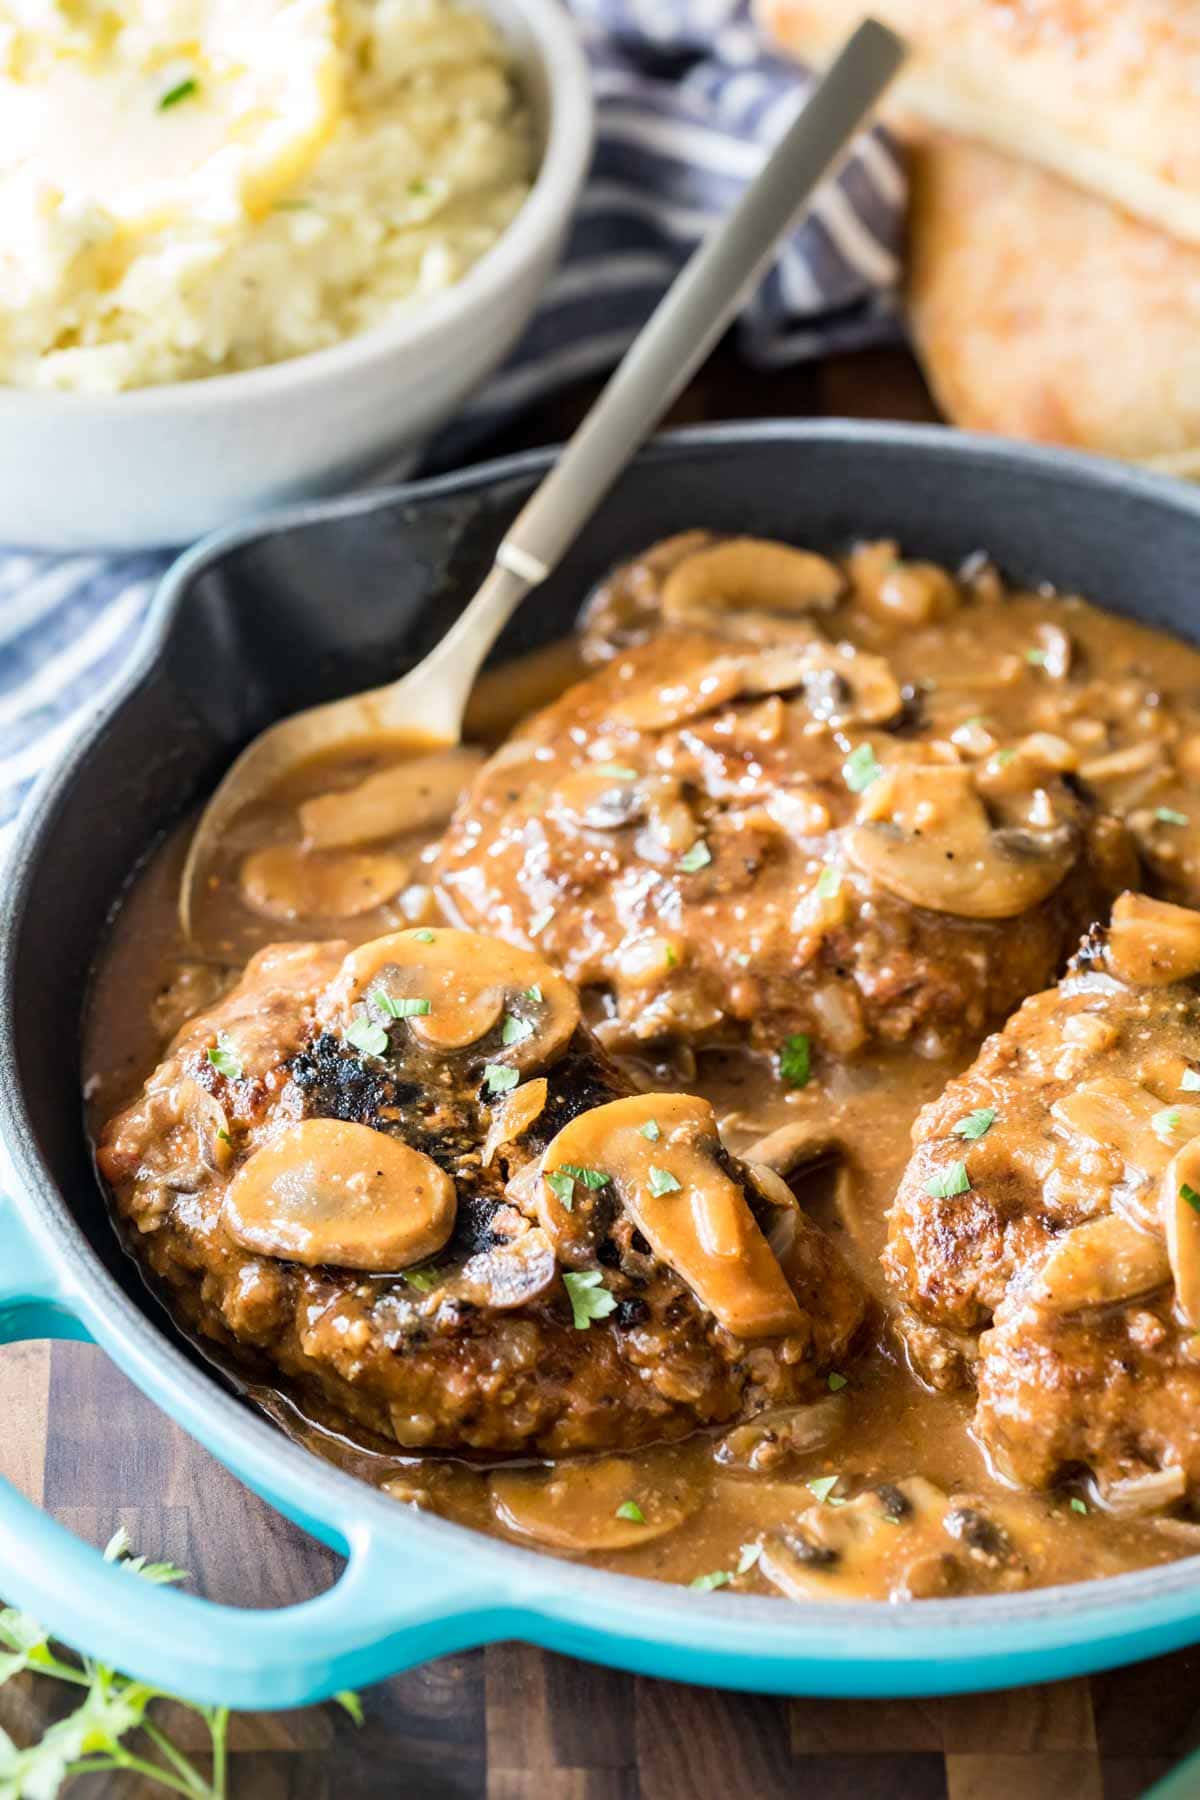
[0,0,903,847]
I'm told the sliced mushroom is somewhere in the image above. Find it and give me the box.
[1163,1137,1200,1328]
[847,541,961,627]
[222,1118,456,1271]
[298,747,486,849]
[318,928,580,1071]
[490,1451,701,1551]
[1105,892,1200,987]
[480,1078,548,1169]
[610,643,900,734]
[1029,1213,1171,1314]
[759,1476,951,1602]
[450,1225,558,1311]
[660,538,844,630]
[743,1120,844,1180]
[536,1093,804,1338]
[1050,1078,1200,1231]
[547,766,647,832]
[239,846,409,921]
[712,1397,847,1472]
[175,1077,234,1175]
[1096,1465,1188,1517]
[844,763,1076,920]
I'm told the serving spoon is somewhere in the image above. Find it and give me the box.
[179,17,905,938]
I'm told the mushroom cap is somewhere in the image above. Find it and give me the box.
[537,1092,804,1339]
[490,1450,701,1551]
[239,845,409,921]
[1106,891,1200,987]
[660,538,845,628]
[222,1117,456,1272]
[317,927,580,1068]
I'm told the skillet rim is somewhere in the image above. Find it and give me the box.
[6,418,1200,1675]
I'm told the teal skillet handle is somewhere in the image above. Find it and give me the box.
[0,1195,511,1709]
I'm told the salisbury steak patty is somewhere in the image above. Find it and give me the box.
[887,892,1200,1506]
[98,928,864,1455]
[435,535,1136,1060]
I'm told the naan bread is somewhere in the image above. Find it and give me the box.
[756,0,1200,246]
[905,134,1200,474]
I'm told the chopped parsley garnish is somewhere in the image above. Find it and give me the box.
[1069,1497,1088,1516]
[563,1269,617,1329]
[736,1542,762,1575]
[953,1107,996,1141]
[827,1371,848,1393]
[525,984,543,1003]
[501,1013,534,1046]
[402,1267,443,1293]
[206,1033,243,1080]
[528,906,555,937]
[648,1166,682,1197]
[414,928,436,942]
[346,1016,389,1057]
[1153,1107,1182,1142]
[216,1127,231,1145]
[615,1501,646,1524]
[158,76,199,110]
[374,992,430,1018]
[1184,1069,1200,1092]
[664,944,679,968]
[924,1160,970,1199]
[842,743,881,793]
[806,1475,839,1504]
[689,1570,731,1592]
[815,865,841,900]
[593,764,638,779]
[483,1063,520,1096]
[1182,1183,1200,1213]
[559,1164,609,1190]
[408,179,432,197]
[639,1119,661,1142]
[993,748,1017,768]
[1156,807,1190,827]
[678,840,712,874]
[779,1033,811,1088]
[546,1170,576,1209]
[1024,647,1047,667]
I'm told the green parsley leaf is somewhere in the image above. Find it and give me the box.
[374,992,430,1018]
[1025,646,1047,667]
[1183,1069,1200,1092]
[546,1169,576,1209]
[736,1542,762,1576]
[402,1267,443,1292]
[924,1160,971,1199]
[815,865,842,900]
[206,1033,243,1080]
[689,1570,731,1592]
[528,906,555,937]
[563,1269,617,1329]
[827,1371,848,1393]
[639,1119,661,1141]
[1153,1107,1182,1142]
[593,764,638,779]
[993,748,1017,767]
[953,1107,996,1141]
[216,1127,230,1144]
[806,1475,839,1504]
[648,1166,682,1196]
[678,840,712,874]
[158,76,199,110]
[1069,1497,1088,1516]
[1155,807,1190,827]
[336,1690,365,1726]
[346,1016,389,1057]
[484,1063,520,1095]
[501,1013,535,1046]
[525,984,543,1003]
[842,743,882,793]
[779,1033,811,1088]
[1182,1183,1200,1212]
[615,1501,646,1524]
[560,1164,610,1190]
[664,944,679,967]
[414,928,436,942]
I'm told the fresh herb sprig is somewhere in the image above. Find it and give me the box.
[0,1531,361,1797]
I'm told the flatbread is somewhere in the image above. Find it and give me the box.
[756,0,1200,246]
[905,133,1200,472]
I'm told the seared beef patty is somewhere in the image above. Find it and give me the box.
[888,892,1200,1505]
[98,928,864,1456]
[435,534,1137,1060]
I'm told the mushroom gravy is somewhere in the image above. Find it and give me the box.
[85,538,1200,1602]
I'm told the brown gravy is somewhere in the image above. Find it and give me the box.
[84,542,1200,1601]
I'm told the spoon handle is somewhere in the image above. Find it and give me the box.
[501,15,905,582]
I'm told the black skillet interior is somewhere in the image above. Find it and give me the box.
[8,421,1200,1379]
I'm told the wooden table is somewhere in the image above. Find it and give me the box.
[4,346,1199,1799]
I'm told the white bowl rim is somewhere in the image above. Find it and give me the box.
[0,0,594,417]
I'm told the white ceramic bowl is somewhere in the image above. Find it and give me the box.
[0,0,593,552]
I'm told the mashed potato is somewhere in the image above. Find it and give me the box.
[0,0,535,390]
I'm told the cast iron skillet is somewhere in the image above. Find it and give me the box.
[4,422,1200,1713]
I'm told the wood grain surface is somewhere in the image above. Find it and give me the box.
[4,346,1199,1799]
